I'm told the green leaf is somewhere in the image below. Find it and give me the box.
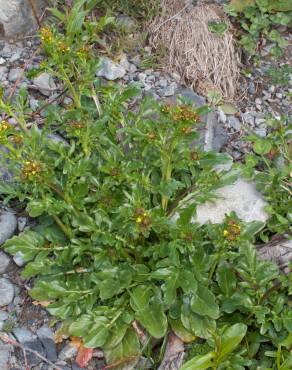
[216,262,237,296]
[69,315,93,337]
[219,103,238,115]
[218,323,247,361]
[181,303,216,339]
[190,286,220,319]
[4,231,45,262]
[170,319,196,343]
[129,285,152,311]
[104,329,140,369]
[253,139,272,155]
[83,319,109,348]
[47,7,66,21]
[104,320,129,350]
[180,352,216,370]
[135,296,167,339]
[242,221,265,238]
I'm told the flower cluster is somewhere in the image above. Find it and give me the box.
[223,220,241,242]
[40,27,54,44]
[0,120,10,143]
[0,120,10,133]
[57,41,70,53]
[10,134,23,145]
[134,208,151,230]
[21,160,43,180]
[172,105,200,123]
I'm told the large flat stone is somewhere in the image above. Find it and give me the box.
[194,179,269,224]
[0,0,46,39]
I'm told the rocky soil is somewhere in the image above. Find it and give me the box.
[0,9,291,370]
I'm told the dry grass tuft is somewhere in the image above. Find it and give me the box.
[149,1,240,101]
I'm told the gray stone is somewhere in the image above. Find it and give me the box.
[33,72,57,97]
[0,0,45,38]
[194,179,269,224]
[8,67,23,82]
[0,343,11,370]
[13,327,36,343]
[158,79,168,88]
[13,251,25,267]
[13,327,45,366]
[17,217,27,232]
[218,109,227,123]
[255,127,267,137]
[160,82,177,97]
[37,326,57,362]
[0,252,10,274]
[0,311,8,321]
[204,112,228,152]
[228,116,241,131]
[96,57,126,80]
[0,278,14,306]
[176,87,206,107]
[0,58,5,65]
[58,343,78,361]
[0,66,7,81]
[29,97,39,111]
[10,49,22,62]
[138,72,147,81]
[257,238,292,273]
[0,211,17,245]
[241,112,255,126]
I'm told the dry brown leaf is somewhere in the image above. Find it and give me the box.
[32,300,53,307]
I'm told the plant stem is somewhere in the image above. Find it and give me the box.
[52,214,72,239]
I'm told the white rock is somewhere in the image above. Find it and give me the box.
[96,57,126,80]
[194,179,269,224]
[0,278,14,306]
[0,252,10,274]
[0,211,17,245]
[13,251,25,267]
[218,109,227,123]
[33,72,57,97]
[0,58,6,65]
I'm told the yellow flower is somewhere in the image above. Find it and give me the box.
[136,217,142,224]
[223,221,241,242]
[21,160,43,180]
[40,27,54,43]
[0,120,10,133]
[57,41,70,53]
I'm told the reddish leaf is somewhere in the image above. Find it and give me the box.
[76,346,94,368]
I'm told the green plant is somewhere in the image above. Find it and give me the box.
[0,1,291,369]
[208,21,228,37]
[266,64,292,86]
[225,0,292,57]
[244,116,292,238]
[103,0,160,21]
